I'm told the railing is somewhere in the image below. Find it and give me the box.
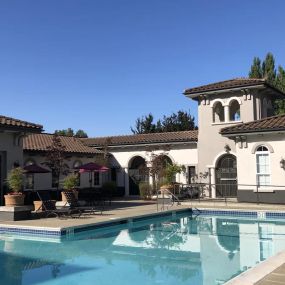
[170,182,285,205]
[156,188,181,211]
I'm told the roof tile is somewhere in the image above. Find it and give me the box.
[0,115,42,131]
[220,114,285,135]
[83,130,198,146]
[184,78,284,97]
[24,133,101,154]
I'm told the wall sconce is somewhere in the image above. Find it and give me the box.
[224,144,231,153]
[280,158,285,169]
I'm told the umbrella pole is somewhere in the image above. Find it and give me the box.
[89,172,92,188]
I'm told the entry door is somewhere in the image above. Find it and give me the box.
[215,154,237,197]
[128,169,148,195]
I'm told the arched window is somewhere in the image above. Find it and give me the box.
[212,102,225,123]
[229,100,240,121]
[73,161,82,187]
[73,160,82,169]
[262,98,268,118]
[24,159,35,189]
[25,159,35,166]
[256,146,270,186]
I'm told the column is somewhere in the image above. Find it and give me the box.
[224,105,230,123]
[210,167,216,198]
[124,167,129,197]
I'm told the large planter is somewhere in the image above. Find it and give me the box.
[61,190,78,201]
[4,194,25,206]
[33,200,56,212]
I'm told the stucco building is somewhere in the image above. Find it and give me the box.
[1,77,285,205]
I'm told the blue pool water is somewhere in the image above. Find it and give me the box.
[1,213,285,285]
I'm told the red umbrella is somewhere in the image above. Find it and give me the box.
[24,164,50,174]
[74,162,109,187]
[75,162,109,173]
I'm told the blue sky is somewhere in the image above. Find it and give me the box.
[0,0,284,137]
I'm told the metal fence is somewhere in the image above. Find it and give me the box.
[163,182,285,205]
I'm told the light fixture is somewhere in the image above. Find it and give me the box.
[280,158,285,169]
[224,144,231,153]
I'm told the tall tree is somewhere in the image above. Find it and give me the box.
[249,52,285,114]
[249,57,262,78]
[75,129,88,138]
[262,52,276,83]
[54,128,74,137]
[274,66,285,115]
[131,110,196,134]
[44,134,69,189]
[131,114,157,134]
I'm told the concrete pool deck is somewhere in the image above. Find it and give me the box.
[2,199,285,229]
[1,199,285,284]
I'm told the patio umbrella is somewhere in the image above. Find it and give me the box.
[74,162,109,187]
[23,164,50,174]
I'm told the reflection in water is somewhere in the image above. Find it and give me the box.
[1,214,285,285]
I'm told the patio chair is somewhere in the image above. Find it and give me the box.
[36,191,81,219]
[62,191,102,215]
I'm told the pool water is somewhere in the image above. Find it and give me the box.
[1,213,285,285]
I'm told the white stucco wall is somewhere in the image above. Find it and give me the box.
[236,133,285,191]
[23,153,103,190]
[110,143,197,182]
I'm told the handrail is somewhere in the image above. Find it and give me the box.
[163,188,181,204]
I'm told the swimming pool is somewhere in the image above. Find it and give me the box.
[1,212,285,285]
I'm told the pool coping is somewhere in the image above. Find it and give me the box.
[1,206,285,283]
[1,207,285,238]
[225,250,285,285]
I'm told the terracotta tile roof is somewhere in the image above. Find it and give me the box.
[83,130,198,147]
[184,78,285,97]
[220,114,285,135]
[23,133,102,154]
[0,115,43,132]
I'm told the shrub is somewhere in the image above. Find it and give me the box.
[62,173,78,190]
[102,181,117,196]
[6,167,24,193]
[139,182,152,200]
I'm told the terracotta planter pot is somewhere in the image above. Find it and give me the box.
[33,200,56,212]
[33,200,43,212]
[61,190,78,201]
[4,194,25,206]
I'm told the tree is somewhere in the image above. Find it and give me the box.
[44,134,68,189]
[75,129,88,138]
[54,128,74,137]
[54,128,88,138]
[262,52,276,83]
[131,110,196,134]
[249,52,285,114]
[249,57,262,78]
[131,114,157,134]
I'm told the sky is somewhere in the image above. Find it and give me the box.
[0,0,285,137]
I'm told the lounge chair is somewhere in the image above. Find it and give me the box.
[62,191,102,215]
[36,191,81,219]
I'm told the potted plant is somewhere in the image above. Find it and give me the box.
[61,173,79,201]
[139,182,152,200]
[5,167,25,206]
[102,181,116,205]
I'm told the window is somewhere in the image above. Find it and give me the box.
[73,161,82,187]
[256,146,270,186]
[94,172,100,186]
[52,170,59,188]
[111,168,117,183]
[25,174,34,189]
[187,166,196,184]
[25,159,35,166]
[212,102,225,123]
[24,159,35,189]
[229,100,240,121]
